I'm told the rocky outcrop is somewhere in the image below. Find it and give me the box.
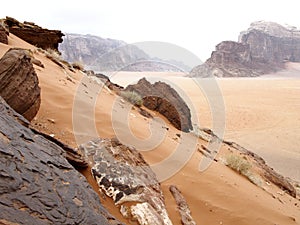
[201,128,297,198]
[79,138,172,225]
[85,70,124,94]
[0,96,121,225]
[169,185,196,225]
[240,21,300,63]
[224,141,297,198]
[0,48,41,121]
[0,23,8,44]
[191,21,300,77]
[59,33,191,72]
[4,16,63,50]
[125,78,192,132]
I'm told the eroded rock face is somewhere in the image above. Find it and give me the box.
[4,16,63,50]
[0,48,41,121]
[0,23,8,44]
[79,138,172,225]
[240,21,300,63]
[59,33,191,72]
[0,97,120,225]
[191,21,300,77]
[125,78,192,132]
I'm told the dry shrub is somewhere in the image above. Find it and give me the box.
[120,91,143,107]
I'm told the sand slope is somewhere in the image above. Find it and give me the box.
[1,34,299,225]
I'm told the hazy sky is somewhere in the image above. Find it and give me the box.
[1,0,300,62]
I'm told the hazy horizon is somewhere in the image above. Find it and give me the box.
[1,0,300,62]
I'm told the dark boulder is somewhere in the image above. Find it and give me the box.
[0,96,121,225]
[125,78,192,132]
[4,16,63,50]
[0,48,41,121]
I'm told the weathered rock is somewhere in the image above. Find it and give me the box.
[0,23,8,44]
[191,21,300,77]
[93,72,124,93]
[79,138,172,225]
[4,16,63,50]
[31,128,88,168]
[0,97,121,225]
[169,185,196,225]
[0,48,41,121]
[125,78,192,132]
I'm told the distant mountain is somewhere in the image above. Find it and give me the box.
[59,33,191,72]
[190,21,300,77]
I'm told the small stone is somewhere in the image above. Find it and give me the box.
[47,118,55,124]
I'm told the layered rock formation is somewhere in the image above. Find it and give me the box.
[3,17,63,50]
[0,23,8,44]
[0,97,121,225]
[59,33,190,72]
[0,48,41,121]
[79,138,172,225]
[125,78,192,132]
[191,21,300,77]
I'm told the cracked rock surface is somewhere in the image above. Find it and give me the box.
[0,97,120,225]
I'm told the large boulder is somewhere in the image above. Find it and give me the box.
[4,16,63,50]
[125,78,192,132]
[0,23,8,44]
[0,48,41,121]
[80,138,172,225]
[0,96,121,225]
[191,21,300,77]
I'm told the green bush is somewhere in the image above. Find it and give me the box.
[120,91,143,107]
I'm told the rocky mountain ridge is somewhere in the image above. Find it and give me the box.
[191,21,300,77]
[59,33,191,72]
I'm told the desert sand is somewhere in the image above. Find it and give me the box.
[1,34,300,224]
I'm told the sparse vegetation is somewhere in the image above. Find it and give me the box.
[225,154,252,175]
[72,61,84,70]
[44,48,73,69]
[224,153,263,187]
[45,48,62,61]
[120,90,143,107]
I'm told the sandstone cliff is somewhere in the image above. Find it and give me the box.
[191,21,300,77]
